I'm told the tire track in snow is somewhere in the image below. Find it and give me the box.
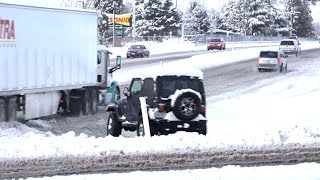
[1,144,320,179]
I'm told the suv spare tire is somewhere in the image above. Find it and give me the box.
[172,92,201,121]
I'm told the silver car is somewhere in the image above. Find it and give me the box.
[257,50,288,72]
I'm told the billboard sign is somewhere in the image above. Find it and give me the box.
[107,13,132,27]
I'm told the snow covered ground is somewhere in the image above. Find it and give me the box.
[19,41,320,179]
[0,40,320,179]
[2,0,320,178]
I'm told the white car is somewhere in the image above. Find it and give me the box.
[279,39,301,56]
[257,50,288,73]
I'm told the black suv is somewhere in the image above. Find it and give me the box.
[106,74,207,137]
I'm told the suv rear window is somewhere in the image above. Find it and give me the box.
[280,41,294,45]
[130,45,144,49]
[209,39,221,42]
[157,76,204,98]
[260,51,278,58]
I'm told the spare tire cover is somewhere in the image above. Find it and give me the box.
[172,92,201,121]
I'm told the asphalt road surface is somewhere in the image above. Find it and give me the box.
[203,48,320,99]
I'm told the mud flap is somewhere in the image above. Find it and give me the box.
[106,81,119,104]
[139,97,151,137]
[104,92,113,105]
[69,96,82,116]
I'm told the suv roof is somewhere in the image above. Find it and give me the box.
[132,67,204,81]
[208,39,222,42]
[156,75,205,99]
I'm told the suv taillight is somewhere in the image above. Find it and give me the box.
[277,57,280,63]
[257,58,260,63]
[201,105,206,113]
[158,104,166,112]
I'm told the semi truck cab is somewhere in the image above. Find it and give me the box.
[97,45,122,106]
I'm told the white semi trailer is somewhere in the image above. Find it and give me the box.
[0,3,122,122]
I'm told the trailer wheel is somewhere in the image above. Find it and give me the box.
[7,97,17,122]
[0,98,6,122]
[90,89,99,114]
[81,90,90,115]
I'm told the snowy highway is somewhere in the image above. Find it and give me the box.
[203,47,320,99]
[110,42,280,68]
[1,42,320,179]
[19,43,319,139]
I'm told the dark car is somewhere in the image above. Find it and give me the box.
[126,45,150,58]
[106,73,207,137]
[207,38,226,50]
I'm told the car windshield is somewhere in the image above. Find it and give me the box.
[157,76,203,98]
[209,39,222,42]
[260,51,278,58]
[130,45,144,49]
[280,41,294,45]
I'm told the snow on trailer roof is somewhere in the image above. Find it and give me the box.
[0,0,97,13]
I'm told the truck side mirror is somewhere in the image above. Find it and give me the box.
[123,87,130,96]
[116,56,122,69]
[109,56,122,74]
